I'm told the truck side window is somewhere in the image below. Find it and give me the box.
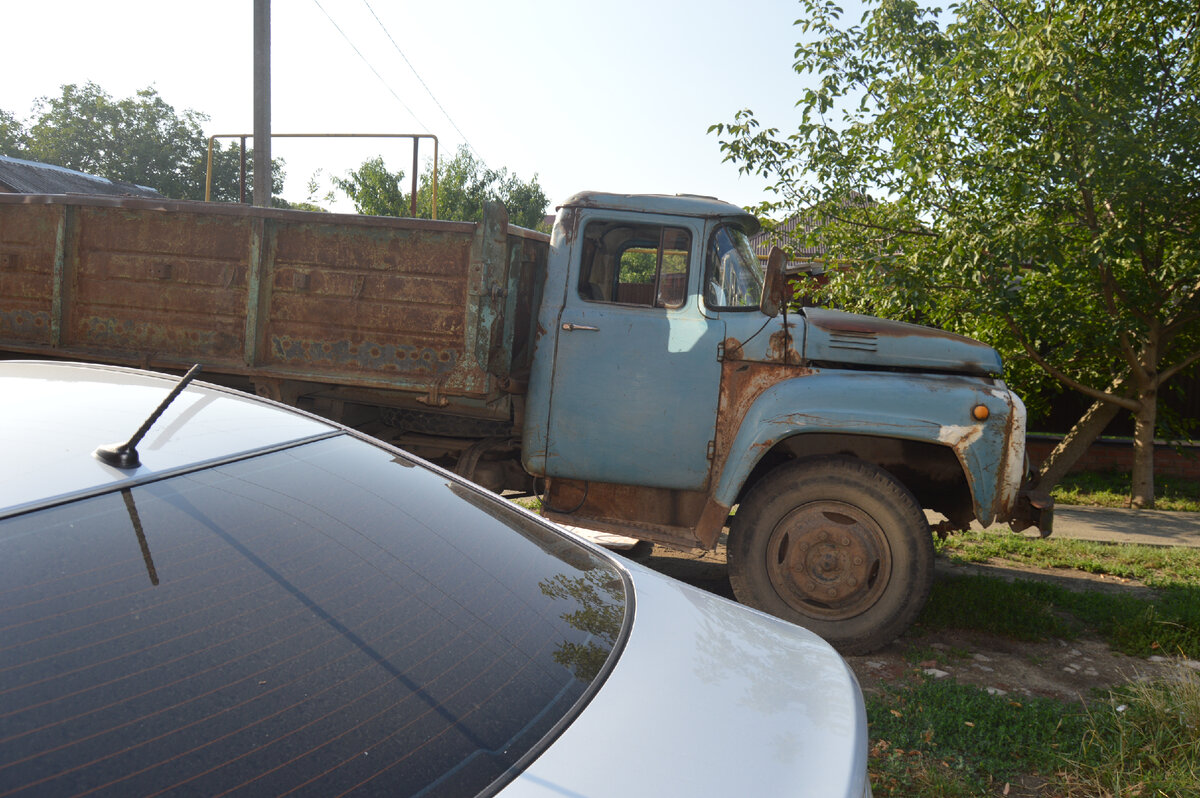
[704,225,765,310]
[578,221,691,308]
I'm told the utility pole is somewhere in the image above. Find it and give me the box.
[253,0,271,207]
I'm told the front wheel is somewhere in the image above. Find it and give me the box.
[727,456,934,655]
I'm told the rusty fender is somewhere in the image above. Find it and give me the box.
[711,369,1028,527]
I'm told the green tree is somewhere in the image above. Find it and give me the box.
[25,82,207,198]
[712,0,1200,508]
[415,145,549,229]
[334,145,549,228]
[3,83,282,201]
[203,141,287,205]
[331,155,411,216]
[0,109,28,156]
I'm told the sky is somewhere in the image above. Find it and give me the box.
[0,0,822,213]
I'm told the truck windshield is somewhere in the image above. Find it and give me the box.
[704,225,765,310]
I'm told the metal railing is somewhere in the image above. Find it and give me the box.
[204,133,439,218]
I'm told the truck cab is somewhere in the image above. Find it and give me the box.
[525,193,746,495]
[0,189,1048,653]
[524,191,1050,653]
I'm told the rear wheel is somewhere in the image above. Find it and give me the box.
[727,456,933,655]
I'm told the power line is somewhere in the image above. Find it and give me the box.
[311,0,429,132]
[361,0,476,156]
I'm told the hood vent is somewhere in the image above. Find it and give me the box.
[828,330,878,352]
[801,307,1004,376]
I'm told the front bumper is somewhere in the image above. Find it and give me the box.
[1007,487,1055,537]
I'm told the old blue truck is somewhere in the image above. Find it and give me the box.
[0,190,1050,652]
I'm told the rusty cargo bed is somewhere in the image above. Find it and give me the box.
[0,194,549,421]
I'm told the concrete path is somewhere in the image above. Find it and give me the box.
[1012,505,1200,549]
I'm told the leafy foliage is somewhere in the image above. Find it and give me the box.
[1,82,282,201]
[0,109,28,155]
[331,156,410,217]
[712,0,1200,506]
[334,145,549,228]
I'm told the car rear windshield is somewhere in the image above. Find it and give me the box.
[0,435,628,797]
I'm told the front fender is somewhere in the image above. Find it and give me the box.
[714,370,1026,526]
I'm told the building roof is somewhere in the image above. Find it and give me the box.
[0,155,163,198]
[749,211,829,274]
[750,193,877,274]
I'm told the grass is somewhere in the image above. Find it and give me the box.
[1052,470,1200,512]
[913,572,1200,659]
[1056,664,1200,797]
[932,531,1200,657]
[914,574,1076,641]
[868,678,1090,796]
[935,531,1200,588]
[868,663,1200,797]
[868,530,1200,795]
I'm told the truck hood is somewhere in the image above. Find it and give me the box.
[802,307,1003,377]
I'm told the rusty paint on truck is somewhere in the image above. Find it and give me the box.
[766,325,804,365]
[264,218,474,386]
[803,306,1003,376]
[711,346,813,510]
[542,477,714,549]
[0,202,65,348]
[0,194,548,419]
[538,330,814,552]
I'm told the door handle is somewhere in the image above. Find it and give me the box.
[562,322,599,332]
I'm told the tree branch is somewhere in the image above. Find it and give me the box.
[1001,314,1141,410]
[1164,272,1200,305]
[1160,275,1200,336]
[819,207,939,238]
[1156,349,1200,387]
[1092,265,1151,376]
[1163,308,1200,338]
[985,0,1019,32]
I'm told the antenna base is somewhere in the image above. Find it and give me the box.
[94,444,141,469]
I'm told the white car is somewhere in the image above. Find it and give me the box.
[0,361,871,797]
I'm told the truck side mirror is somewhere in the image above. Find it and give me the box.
[759,246,787,317]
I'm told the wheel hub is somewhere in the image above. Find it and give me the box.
[765,501,892,620]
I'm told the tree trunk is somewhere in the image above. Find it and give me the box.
[1033,373,1132,493]
[1033,397,1124,492]
[1129,386,1158,508]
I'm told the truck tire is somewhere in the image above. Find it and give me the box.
[727,456,933,655]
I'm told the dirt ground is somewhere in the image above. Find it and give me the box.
[635,537,1188,703]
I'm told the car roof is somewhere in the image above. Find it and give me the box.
[0,361,336,518]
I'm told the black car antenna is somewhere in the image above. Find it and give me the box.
[94,364,203,469]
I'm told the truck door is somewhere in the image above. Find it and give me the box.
[542,214,722,490]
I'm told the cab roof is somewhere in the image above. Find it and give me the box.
[558,191,760,234]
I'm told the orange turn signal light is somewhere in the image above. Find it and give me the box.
[972,404,990,421]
